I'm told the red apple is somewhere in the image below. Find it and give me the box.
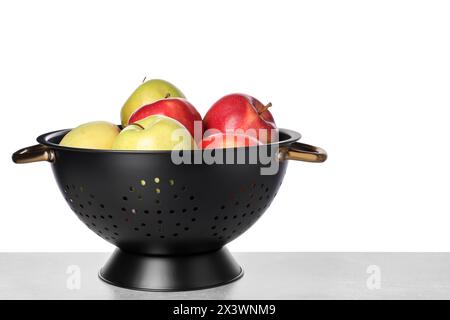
[200,133,261,149]
[203,94,277,144]
[128,98,203,142]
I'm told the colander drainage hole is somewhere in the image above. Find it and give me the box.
[214,216,219,220]
[113,225,117,228]
[182,209,187,213]
[144,210,149,214]
[189,196,195,200]
[146,233,151,237]
[100,204,105,208]
[158,220,163,224]
[169,210,175,214]
[157,210,162,214]
[184,227,189,231]
[160,236,165,239]
[121,208,126,212]
[173,233,178,237]
[211,226,216,230]
[220,205,226,210]
[122,196,128,201]
[134,227,139,231]
[108,215,113,219]
[176,222,181,226]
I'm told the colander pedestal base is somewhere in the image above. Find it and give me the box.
[99,247,243,291]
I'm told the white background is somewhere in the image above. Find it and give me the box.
[1,0,449,252]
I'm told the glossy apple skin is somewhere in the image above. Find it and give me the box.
[120,79,185,127]
[128,98,202,142]
[112,115,195,151]
[59,121,120,150]
[200,133,261,149]
[203,94,277,143]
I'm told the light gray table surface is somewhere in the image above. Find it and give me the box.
[1,252,450,299]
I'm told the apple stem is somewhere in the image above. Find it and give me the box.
[128,122,145,130]
[165,92,171,98]
[142,76,147,83]
[258,102,272,115]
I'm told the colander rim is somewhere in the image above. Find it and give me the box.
[36,128,301,154]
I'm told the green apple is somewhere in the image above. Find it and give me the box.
[112,115,196,151]
[60,121,120,149]
[120,79,185,127]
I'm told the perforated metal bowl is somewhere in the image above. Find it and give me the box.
[12,128,326,291]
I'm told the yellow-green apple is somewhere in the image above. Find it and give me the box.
[203,94,277,143]
[112,115,196,151]
[200,133,261,149]
[128,98,202,142]
[59,121,119,149]
[120,79,185,127]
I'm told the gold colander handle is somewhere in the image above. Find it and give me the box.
[279,142,327,163]
[12,144,55,164]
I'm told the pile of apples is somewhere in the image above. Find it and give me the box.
[60,79,277,150]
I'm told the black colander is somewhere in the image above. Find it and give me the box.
[12,128,326,291]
